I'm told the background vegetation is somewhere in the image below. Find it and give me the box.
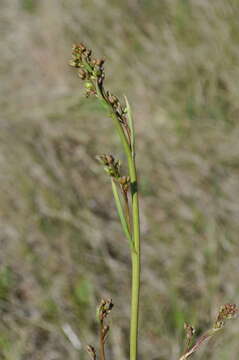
[1,0,238,359]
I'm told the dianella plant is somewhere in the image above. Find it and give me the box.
[69,44,238,360]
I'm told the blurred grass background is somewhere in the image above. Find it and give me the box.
[1,0,239,359]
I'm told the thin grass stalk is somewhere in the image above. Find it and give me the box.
[106,105,141,360]
[70,44,141,360]
[128,154,140,360]
[109,107,140,360]
[95,80,141,360]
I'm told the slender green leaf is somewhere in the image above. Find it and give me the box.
[111,178,134,250]
[124,96,135,155]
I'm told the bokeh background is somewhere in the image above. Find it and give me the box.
[1,0,239,359]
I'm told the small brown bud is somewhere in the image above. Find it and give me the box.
[96,58,105,67]
[108,94,118,105]
[85,49,92,57]
[105,154,114,165]
[69,59,77,67]
[78,69,87,79]
[119,176,130,192]
[98,299,114,321]
[119,176,129,185]
[96,155,121,178]
[86,345,96,360]
[78,43,86,51]
[184,322,195,339]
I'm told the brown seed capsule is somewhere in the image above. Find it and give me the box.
[105,154,114,165]
[96,58,105,67]
[69,60,77,67]
[119,176,128,185]
[86,345,96,360]
[108,94,118,105]
[184,322,195,339]
[98,298,114,321]
[85,49,92,57]
[78,69,86,79]
[214,303,238,329]
[78,43,86,51]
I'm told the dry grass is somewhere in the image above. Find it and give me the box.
[1,0,239,359]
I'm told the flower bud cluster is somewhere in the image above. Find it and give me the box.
[70,43,131,147]
[97,154,121,178]
[98,298,114,322]
[119,175,131,193]
[69,43,105,96]
[106,91,127,124]
[97,154,131,194]
[184,322,195,340]
[214,303,238,329]
[70,44,127,121]
[87,299,114,360]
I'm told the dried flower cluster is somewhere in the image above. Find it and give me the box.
[87,299,114,360]
[180,304,238,359]
[97,154,130,194]
[184,322,195,340]
[98,298,114,322]
[69,44,104,94]
[97,154,121,179]
[69,44,132,147]
[214,303,238,330]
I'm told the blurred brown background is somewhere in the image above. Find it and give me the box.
[0,0,239,359]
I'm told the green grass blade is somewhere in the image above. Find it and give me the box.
[111,178,134,250]
[124,96,135,154]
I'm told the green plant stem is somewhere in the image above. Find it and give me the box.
[111,178,133,249]
[96,85,141,360]
[129,161,140,360]
[111,111,141,360]
[109,109,140,360]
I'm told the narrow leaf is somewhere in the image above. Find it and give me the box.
[124,96,135,154]
[111,179,134,250]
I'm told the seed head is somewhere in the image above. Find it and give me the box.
[96,154,121,178]
[98,298,114,321]
[214,303,238,329]
[184,322,195,340]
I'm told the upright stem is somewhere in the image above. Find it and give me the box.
[96,85,141,360]
[128,157,140,360]
[110,110,141,360]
